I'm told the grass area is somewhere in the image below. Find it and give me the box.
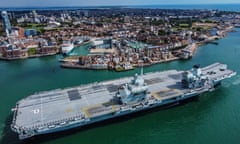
[172,27,189,32]
[22,23,47,28]
[179,23,189,28]
[28,48,37,55]
[192,22,216,29]
[21,23,47,34]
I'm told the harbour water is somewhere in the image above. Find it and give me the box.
[0,29,240,144]
[68,42,91,56]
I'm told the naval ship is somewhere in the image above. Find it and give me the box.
[11,63,236,140]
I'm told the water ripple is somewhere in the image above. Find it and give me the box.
[232,75,240,85]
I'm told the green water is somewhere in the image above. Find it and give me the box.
[1,29,240,144]
[69,42,92,56]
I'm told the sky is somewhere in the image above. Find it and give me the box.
[0,0,240,7]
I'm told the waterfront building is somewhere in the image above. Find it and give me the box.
[1,44,22,58]
[1,11,12,37]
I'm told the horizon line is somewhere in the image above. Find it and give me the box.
[1,3,240,9]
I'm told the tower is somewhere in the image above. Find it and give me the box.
[1,11,12,37]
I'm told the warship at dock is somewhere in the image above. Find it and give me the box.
[11,63,236,140]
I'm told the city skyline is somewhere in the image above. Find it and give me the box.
[0,0,240,7]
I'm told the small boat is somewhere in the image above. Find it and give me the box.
[115,62,134,72]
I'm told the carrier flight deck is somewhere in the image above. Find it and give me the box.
[11,62,236,139]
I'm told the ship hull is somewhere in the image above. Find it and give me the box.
[11,63,236,140]
[30,91,199,138]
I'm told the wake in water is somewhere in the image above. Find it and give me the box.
[232,75,240,85]
[221,75,240,88]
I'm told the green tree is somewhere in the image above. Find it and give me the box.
[158,30,166,36]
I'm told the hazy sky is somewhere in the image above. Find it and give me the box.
[0,0,240,7]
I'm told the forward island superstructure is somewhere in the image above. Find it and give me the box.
[11,63,236,140]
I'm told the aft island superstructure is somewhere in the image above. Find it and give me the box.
[11,63,236,140]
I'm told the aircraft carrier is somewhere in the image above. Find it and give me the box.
[11,63,236,140]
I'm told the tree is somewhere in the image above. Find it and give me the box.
[158,30,166,36]
[139,29,145,33]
